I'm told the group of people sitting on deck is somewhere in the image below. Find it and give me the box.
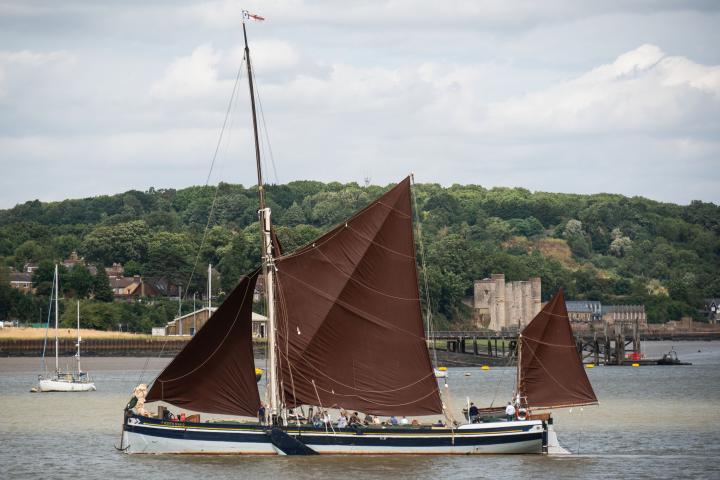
[467,401,524,423]
[257,402,445,428]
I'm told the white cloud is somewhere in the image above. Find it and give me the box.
[0,2,719,208]
[151,44,223,100]
[471,44,720,138]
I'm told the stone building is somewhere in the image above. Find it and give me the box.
[566,300,602,323]
[473,274,542,331]
[602,305,647,327]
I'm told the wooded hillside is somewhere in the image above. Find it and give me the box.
[1,181,718,331]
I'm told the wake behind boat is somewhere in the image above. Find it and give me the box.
[120,15,595,455]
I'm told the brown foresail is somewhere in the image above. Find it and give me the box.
[519,288,598,409]
[146,269,261,417]
[274,177,443,416]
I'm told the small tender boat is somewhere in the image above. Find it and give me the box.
[657,349,692,366]
[434,367,448,378]
[36,265,96,393]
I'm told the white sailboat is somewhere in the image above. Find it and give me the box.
[36,264,96,392]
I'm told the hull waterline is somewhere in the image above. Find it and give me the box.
[122,414,545,455]
[38,379,96,392]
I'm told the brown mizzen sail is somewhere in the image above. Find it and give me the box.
[146,269,261,417]
[274,177,443,416]
[519,288,598,409]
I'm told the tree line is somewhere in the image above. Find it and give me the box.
[1,180,718,331]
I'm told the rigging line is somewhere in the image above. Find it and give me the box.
[410,175,438,367]
[279,339,437,395]
[523,336,579,348]
[345,225,415,259]
[375,200,412,219]
[136,57,247,385]
[276,268,297,414]
[520,340,594,403]
[277,268,427,340]
[276,351,441,408]
[40,275,55,375]
[251,65,280,185]
[155,271,256,384]
[489,354,516,407]
[276,196,396,261]
[314,248,419,301]
[311,379,335,435]
[273,272,434,394]
[182,57,247,301]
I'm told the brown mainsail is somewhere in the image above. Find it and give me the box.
[274,177,443,416]
[146,269,261,417]
[519,288,598,409]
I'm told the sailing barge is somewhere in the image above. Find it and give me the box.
[120,19,596,456]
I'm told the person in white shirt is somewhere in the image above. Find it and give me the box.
[505,402,516,421]
[400,416,409,425]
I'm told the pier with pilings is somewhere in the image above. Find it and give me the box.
[431,329,718,366]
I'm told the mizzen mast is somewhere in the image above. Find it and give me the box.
[242,20,279,419]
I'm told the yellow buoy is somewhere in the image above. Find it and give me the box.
[631,363,640,367]
[585,363,594,369]
[481,365,490,371]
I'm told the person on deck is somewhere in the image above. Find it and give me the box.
[390,415,399,425]
[312,411,323,427]
[505,402,516,421]
[363,414,374,425]
[400,416,409,425]
[469,402,479,423]
[258,402,266,424]
[337,413,348,428]
[348,412,361,426]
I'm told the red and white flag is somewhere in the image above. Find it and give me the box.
[242,10,265,21]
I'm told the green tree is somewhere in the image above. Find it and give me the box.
[217,232,256,292]
[65,264,94,298]
[145,232,195,286]
[92,268,114,302]
[282,201,306,226]
[82,220,149,265]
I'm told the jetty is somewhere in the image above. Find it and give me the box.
[431,329,714,366]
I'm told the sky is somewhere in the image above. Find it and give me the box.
[1,0,719,208]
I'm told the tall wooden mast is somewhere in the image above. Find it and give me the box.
[243,21,279,418]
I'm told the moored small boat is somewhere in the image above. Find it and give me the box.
[36,266,96,393]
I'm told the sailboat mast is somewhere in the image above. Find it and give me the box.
[76,300,81,373]
[515,333,522,404]
[243,21,279,417]
[54,264,59,373]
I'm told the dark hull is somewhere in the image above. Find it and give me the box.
[122,414,545,455]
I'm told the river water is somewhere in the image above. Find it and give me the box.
[1,341,719,479]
